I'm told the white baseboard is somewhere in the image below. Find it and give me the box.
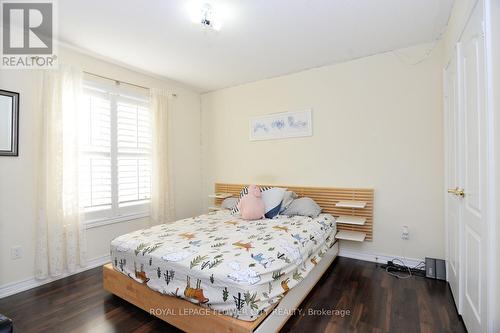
[338,248,425,268]
[0,254,110,299]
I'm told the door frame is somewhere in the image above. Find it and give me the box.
[483,0,497,332]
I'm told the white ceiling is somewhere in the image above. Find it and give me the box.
[58,0,454,92]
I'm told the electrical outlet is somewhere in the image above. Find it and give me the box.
[401,226,409,240]
[11,246,22,260]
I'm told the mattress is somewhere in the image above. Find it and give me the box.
[110,210,337,321]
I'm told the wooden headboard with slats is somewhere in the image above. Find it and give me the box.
[214,183,374,241]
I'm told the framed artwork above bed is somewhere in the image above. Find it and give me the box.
[249,109,312,141]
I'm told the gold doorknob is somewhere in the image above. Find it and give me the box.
[447,187,465,197]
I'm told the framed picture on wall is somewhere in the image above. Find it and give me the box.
[249,109,312,141]
[0,90,20,156]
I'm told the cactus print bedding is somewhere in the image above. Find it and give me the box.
[110,210,337,321]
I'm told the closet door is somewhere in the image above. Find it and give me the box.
[444,52,462,313]
[458,1,488,332]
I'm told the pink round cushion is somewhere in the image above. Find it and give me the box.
[238,185,265,220]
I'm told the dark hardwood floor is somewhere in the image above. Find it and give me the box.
[0,257,466,333]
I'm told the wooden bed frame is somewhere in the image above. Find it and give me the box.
[103,183,374,333]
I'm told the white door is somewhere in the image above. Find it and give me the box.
[458,2,488,332]
[444,52,462,312]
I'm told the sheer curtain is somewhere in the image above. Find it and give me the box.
[35,65,86,279]
[150,88,175,225]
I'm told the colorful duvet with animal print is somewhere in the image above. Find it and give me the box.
[110,211,337,321]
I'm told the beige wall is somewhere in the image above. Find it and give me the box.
[201,43,445,261]
[0,46,202,286]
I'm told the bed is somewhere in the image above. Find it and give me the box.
[103,184,374,333]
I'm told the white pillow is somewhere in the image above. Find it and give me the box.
[261,187,287,218]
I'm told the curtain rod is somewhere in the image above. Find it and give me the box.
[83,71,178,97]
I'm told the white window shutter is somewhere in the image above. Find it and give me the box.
[117,100,152,206]
[79,82,151,220]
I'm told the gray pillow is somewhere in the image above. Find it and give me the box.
[221,197,238,210]
[281,197,321,218]
[280,191,298,212]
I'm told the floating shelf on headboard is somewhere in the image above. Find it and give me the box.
[214,183,374,241]
[335,201,367,209]
[336,216,366,225]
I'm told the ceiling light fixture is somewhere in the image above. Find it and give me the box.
[200,3,214,28]
[189,2,222,31]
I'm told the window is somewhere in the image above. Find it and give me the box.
[79,79,151,226]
